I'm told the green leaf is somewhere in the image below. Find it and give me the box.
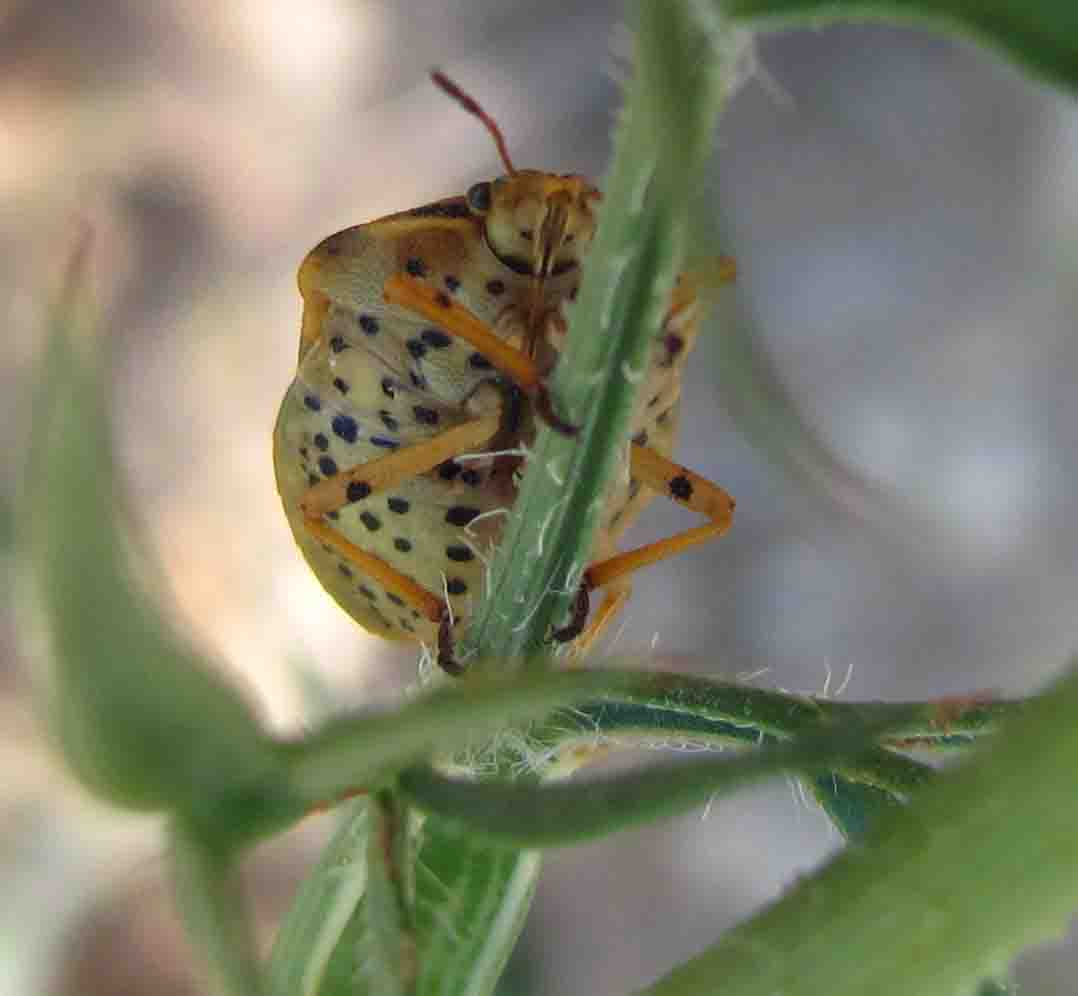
[360,794,416,996]
[639,662,1078,996]
[170,822,263,996]
[413,819,540,996]
[20,235,282,822]
[267,801,372,996]
[716,0,1078,96]
[276,668,638,812]
[810,772,908,840]
[399,717,897,847]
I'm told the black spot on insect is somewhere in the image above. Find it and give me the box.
[405,257,426,277]
[333,377,350,395]
[387,496,410,514]
[304,393,321,412]
[370,436,400,450]
[632,430,649,447]
[380,410,399,432]
[358,314,379,335]
[387,592,405,607]
[314,433,329,452]
[410,371,428,390]
[413,405,439,426]
[409,199,470,219]
[394,537,412,553]
[412,609,421,619]
[319,456,338,477]
[338,562,353,578]
[486,279,505,296]
[446,544,474,562]
[332,414,358,443]
[358,585,376,600]
[307,472,320,486]
[299,446,309,459]
[669,475,694,501]
[444,274,460,292]
[446,577,467,595]
[445,506,480,526]
[406,338,427,359]
[461,469,482,486]
[665,333,685,356]
[519,228,534,241]
[469,352,493,371]
[438,461,462,480]
[346,480,371,503]
[329,335,349,353]
[400,618,416,632]
[647,394,660,408]
[360,510,382,531]
[434,292,452,309]
[327,510,339,520]
[381,377,396,399]
[421,328,452,348]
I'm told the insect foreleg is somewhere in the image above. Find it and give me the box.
[384,274,577,436]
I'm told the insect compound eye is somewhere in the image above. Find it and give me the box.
[466,181,492,214]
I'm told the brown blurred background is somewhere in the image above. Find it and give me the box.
[2,1,1077,993]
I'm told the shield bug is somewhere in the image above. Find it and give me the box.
[274,71,735,674]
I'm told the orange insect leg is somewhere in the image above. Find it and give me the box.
[384,274,576,435]
[298,416,502,675]
[385,274,540,388]
[303,516,445,624]
[586,444,735,590]
[556,445,735,647]
[300,416,501,518]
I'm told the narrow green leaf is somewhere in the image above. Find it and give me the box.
[20,236,281,820]
[810,772,908,840]
[638,662,1078,996]
[715,0,1078,96]
[360,794,416,996]
[276,668,637,811]
[267,801,371,996]
[399,718,897,847]
[414,818,540,996]
[170,822,263,996]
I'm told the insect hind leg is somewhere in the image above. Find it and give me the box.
[552,444,734,645]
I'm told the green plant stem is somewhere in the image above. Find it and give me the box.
[462,2,748,667]
[639,662,1078,996]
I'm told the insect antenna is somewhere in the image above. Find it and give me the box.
[431,69,516,175]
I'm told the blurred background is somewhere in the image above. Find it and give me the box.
[3,1,1078,993]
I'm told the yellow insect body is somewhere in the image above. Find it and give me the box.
[274,74,732,670]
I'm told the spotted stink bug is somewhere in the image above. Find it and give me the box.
[274,71,735,674]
